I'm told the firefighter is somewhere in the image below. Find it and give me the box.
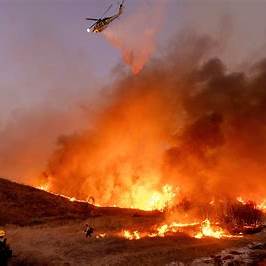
[84,224,94,238]
[0,230,6,246]
[0,230,12,265]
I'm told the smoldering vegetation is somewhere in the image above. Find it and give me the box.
[220,201,264,233]
[43,33,266,215]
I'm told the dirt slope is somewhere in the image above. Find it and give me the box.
[0,178,161,226]
[0,177,93,226]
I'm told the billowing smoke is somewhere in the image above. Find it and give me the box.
[103,1,166,74]
[44,33,266,211]
[0,106,90,185]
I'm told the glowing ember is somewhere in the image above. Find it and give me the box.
[96,233,106,239]
[237,197,245,204]
[258,200,266,213]
[37,184,50,192]
[123,230,141,240]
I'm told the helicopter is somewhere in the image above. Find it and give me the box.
[86,1,125,33]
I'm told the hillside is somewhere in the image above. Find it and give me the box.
[0,178,161,226]
[0,177,94,226]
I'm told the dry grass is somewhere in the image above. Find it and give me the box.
[4,216,266,266]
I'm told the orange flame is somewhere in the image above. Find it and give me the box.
[258,200,266,213]
[131,184,177,211]
[195,219,242,239]
[117,220,242,241]
[120,221,200,240]
[195,219,226,239]
[123,230,141,240]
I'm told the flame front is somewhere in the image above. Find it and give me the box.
[195,219,230,239]
[112,220,240,240]
[37,182,262,241]
[37,180,177,211]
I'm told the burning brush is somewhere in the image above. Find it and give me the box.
[220,200,265,234]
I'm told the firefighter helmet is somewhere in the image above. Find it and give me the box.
[0,230,6,237]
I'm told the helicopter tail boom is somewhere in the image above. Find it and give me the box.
[119,0,125,15]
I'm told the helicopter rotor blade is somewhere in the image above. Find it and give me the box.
[100,3,113,19]
[86,18,99,21]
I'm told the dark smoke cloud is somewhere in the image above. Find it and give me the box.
[44,33,266,208]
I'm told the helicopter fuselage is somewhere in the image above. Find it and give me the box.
[87,2,123,33]
[91,15,119,33]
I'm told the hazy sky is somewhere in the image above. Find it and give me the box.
[0,0,266,182]
[0,0,266,123]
